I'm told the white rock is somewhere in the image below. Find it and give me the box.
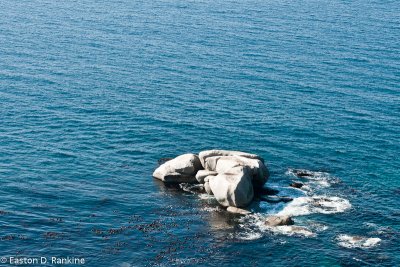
[199,150,264,168]
[215,156,269,187]
[153,154,202,183]
[204,180,213,195]
[195,170,217,184]
[154,150,270,208]
[208,166,254,207]
[204,156,222,171]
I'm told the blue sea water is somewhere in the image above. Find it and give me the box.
[0,0,399,266]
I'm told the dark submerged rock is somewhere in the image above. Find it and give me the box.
[280,196,294,203]
[259,195,293,203]
[254,187,279,196]
[259,195,281,203]
[290,182,304,189]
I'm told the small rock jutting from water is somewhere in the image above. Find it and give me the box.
[290,182,304,189]
[227,207,251,215]
[153,150,270,208]
[264,215,294,227]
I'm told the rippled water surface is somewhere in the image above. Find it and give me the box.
[0,0,399,266]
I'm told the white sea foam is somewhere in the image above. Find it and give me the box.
[363,222,393,235]
[337,234,381,248]
[286,169,329,179]
[170,258,200,265]
[233,170,350,239]
[236,231,263,240]
[200,206,220,212]
[201,169,351,242]
[307,221,329,232]
[277,196,351,217]
[237,214,316,238]
[267,225,316,237]
[286,169,339,191]
[198,193,215,200]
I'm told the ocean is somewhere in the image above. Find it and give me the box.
[0,0,399,266]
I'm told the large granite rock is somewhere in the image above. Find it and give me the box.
[199,150,264,167]
[195,170,218,184]
[213,156,269,188]
[208,166,254,207]
[155,150,269,208]
[201,155,269,188]
[153,154,202,183]
[203,156,222,171]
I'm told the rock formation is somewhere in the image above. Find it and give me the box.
[153,153,202,183]
[153,150,270,208]
[208,166,254,207]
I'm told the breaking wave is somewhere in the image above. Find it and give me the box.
[286,168,340,192]
[277,196,351,217]
[337,234,381,248]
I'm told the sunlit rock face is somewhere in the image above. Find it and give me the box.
[154,150,269,207]
[153,153,202,183]
[208,166,254,207]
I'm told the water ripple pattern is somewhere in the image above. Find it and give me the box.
[0,0,399,266]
